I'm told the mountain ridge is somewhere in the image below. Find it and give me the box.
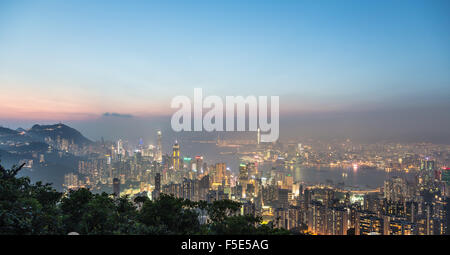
[0,123,92,146]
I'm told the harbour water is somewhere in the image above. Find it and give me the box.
[292,166,417,189]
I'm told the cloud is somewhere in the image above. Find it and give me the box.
[102,112,134,118]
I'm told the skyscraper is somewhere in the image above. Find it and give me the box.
[215,163,226,184]
[419,158,436,191]
[356,212,384,235]
[442,167,450,186]
[152,172,161,200]
[239,163,248,184]
[156,130,162,162]
[195,156,203,173]
[117,139,123,157]
[155,173,161,193]
[172,141,180,171]
[113,178,120,197]
[239,163,249,197]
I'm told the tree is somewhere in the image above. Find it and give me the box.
[0,162,63,234]
[206,199,241,223]
[138,194,200,234]
[79,192,117,234]
[60,188,94,234]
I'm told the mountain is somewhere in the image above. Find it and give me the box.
[27,124,92,146]
[0,123,92,147]
[0,123,92,189]
[0,126,30,143]
[0,126,19,135]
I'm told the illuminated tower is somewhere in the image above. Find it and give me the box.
[419,158,435,190]
[116,139,124,161]
[172,141,180,171]
[156,130,162,162]
[117,139,123,155]
[239,163,249,183]
[239,163,249,196]
[195,156,204,173]
[215,163,226,184]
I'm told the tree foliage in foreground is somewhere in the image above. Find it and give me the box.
[0,162,290,235]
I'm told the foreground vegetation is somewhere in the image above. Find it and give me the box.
[0,162,289,235]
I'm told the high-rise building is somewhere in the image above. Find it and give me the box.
[113,177,120,197]
[64,173,78,189]
[327,207,349,235]
[247,162,258,178]
[195,156,204,173]
[156,130,162,162]
[277,188,290,209]
[419,159,436,191]
[432,194,448,235]
[308,201,327,235]
[155,173,161,193]
[199,175,210,200]
[239,163,249,193]
[421,159,435,172]
[356,212,384,235]
[172,141,180,171]
[364,193,383,213]
[384,177,410,202]
[152,172,161,200]
[215,163,226,185]
[182,178,196,201]
[441,167,450,186]
[389,220,416,235]
[118,139,123,154]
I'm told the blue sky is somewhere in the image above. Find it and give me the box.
[0,0,449,121]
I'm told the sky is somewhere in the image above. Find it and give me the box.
[0,0,449,142]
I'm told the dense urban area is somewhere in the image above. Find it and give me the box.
[1,124,449,235]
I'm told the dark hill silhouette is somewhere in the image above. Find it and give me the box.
[1,123,92,151]
[0,126,29,143]
[27,124,92,146]
[0,126,19,135]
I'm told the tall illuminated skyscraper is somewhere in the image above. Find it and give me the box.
[117,139,123,155]
[239,163,249,197]
[195,156,204,173]
[215,163,226,184]
[239,163,248,183]
[156,130,162,162]
[172,141,180,171]
[419,158,436,191]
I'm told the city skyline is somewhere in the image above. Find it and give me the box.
[2,121,447,235]
[1,0,450,239]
